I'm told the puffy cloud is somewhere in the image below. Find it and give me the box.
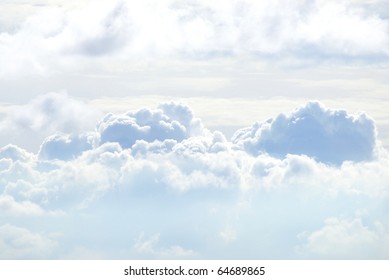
[0,92,101,151]
[172,130,229,154]
[38,133,96,161]
[296,217,389,259]
[0,144,35,162]
[131,139,177,155]
[98,101,203,148]
[0,98,388,259]
[232,101,377,165]
[0,224,56,259]
[0,153,41,199]
[131,130,228,156]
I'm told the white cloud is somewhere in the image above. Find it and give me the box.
[98,101,203,148]
[0,157,42,201]
[232,101,378,165]
[0,98,388,259]
[297,217,389,259]
[41,159,121,209]
[38,133,96,160]
[0,195,45,216]
[0,1,132,77]
[1,0,388,78]
[131,139,177,155]
[0,144,35,162]
[1,0,389,260]
[60,1,132,56]
[0,224,56,259]
[0,92,101,151]
[295,0,389,56]
[7,91,99,133]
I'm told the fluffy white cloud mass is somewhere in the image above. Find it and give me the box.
[0,92,101,152]
[1,95,389,259]
[1,0,389,77]
[1,0,389,261]
[97,102,203,148]
[232,101,377,165]
[38,133,96,161]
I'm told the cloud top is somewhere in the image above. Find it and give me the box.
[98,101,203,148]
[232,101,377,165]
[1,95,388,259]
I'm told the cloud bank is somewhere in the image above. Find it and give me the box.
[1,0,389,77]
[1,93,388,259]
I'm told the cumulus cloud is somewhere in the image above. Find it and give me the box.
[0,144,35,162]
[1,0,389,261]
[232,101,377,165]
[98,101,203,148]
[0,92,101,151]
[38,133,96,161]
[0,97,388,259]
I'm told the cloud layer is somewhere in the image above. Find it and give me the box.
[1,0,388,260]
[1,94,388,259]
[0,92,101,151]
[1,0,389,77]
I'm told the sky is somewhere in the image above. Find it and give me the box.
[0,0,389,259]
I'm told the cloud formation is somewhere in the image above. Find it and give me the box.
[0,92,101,151]
[98,101,203,148]
[1,0,389,261]
[232,101,377,165]
[297,217,389,259]
[1,95,388,259]
[0,195,46,217]
[38,133,95,161]
[1,0,389,77]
